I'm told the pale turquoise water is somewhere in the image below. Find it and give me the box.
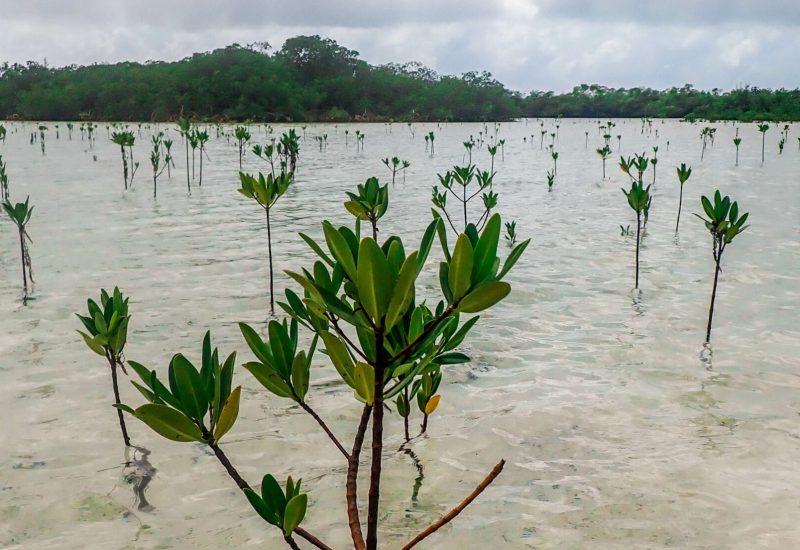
[1,119,798,549]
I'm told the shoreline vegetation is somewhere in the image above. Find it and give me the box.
[1,35,798,123]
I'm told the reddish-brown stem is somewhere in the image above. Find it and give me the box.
[401,460,506,550]
[295,528,332,550]
[347,405,372,550]
[366,331,385,550]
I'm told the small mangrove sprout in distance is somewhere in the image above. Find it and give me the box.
[0,155,9,202]
[150,134,170,198]
[432,164,496,234]
[177,118,193,192]
[278,130,300,175]
[504,220,518,247]
[758,123,769,164]
[196,129,210,186]
[596,145,612,179]
[235,126,252,171]
[620,155,652,289]
[111,130,137,191]
[381,156,410,185]
[674,163,692,233]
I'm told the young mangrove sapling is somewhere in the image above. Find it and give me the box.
[238,170,294,315]
[694,191,749,342]
[75,287,132,446]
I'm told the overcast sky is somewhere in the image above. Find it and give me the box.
[1,0,798,92]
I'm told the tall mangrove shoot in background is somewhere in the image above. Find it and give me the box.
[238,170,293,315]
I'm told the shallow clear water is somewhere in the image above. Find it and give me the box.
[1,119,798,549]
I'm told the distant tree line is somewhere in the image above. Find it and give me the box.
[0,36,797,122]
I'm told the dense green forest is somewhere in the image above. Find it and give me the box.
[0,35,797,122]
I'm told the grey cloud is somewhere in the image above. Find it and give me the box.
[0,0,798,93]
[536,0,800,26]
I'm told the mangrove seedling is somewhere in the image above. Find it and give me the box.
[546,170,555,191]
[76,287,132,446]
[694,191,749,342]
[38,125,47,156]
[278,130,300,175]
[343,176,388,240]
[111,131,137,191]
[235,126,251,171]
[733,136,742,166]
[432,164,496,234]
[651,147,659,185]
[596,145,612,179]
[674,163,692,233]
[0,155,9,202]
[620,156,652,289]
[238,171,294,315]
[150,135,169,199]
[253,143,278,177]
[188,130,199,180]
[163,138,175,178]
[196,129,210,186]
[382,157,410,185]
[112,335,316,544]
[3,196,34,300]
[111,198,529,550]
[463,141,474,164]
[504,220,517,247]
[700,127,711,161]
[177,118,193,192]
[758,123,769,164]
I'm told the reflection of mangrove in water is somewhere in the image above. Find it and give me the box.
[399,443,425,504]
[690,344,740,450]
[123,446,157,512]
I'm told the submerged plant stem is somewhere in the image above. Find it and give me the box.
[106,352,131,447]
[706,241,724,342]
